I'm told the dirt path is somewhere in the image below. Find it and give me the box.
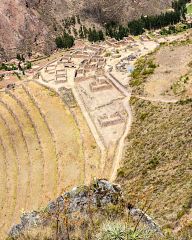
[134,95,178,103]
[110,96,133,181]
[71,81,107,174]
[109,93,179,182]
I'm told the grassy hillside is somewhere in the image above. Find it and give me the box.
[117,97,192,234]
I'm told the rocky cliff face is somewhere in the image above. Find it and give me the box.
[0,0,172,60]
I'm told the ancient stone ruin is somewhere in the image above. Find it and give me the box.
[89,76,112,92]
[98,111,126,128]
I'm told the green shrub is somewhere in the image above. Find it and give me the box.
[139,112,149,121]
[147,157,160,170]
[25,61,32,69]
[142,68,155,75]
[130,57,156,88]
[130,78,142,87]
[96,222,126,240]
[96,222,154,240]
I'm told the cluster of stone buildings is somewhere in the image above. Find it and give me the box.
[89,76,112,92]
[105,36,135,48]
[116,54,137,73]
[97,111,126,128]
[41,56,77,84]
[43,62,68,84]
[75,54,106,81]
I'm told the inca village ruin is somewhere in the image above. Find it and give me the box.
[37,35,158,179]
[0,35,164,238]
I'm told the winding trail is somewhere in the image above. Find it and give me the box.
[109,91,178,182]
[70,82,107,175]
[105,72,133,182]
[110,96,133,181]
[135,95,178,103]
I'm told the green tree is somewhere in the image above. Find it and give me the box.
[98,30,105,41]
[55,36,64,48]
[55,32,75,49]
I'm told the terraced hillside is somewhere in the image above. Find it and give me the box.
[0,81,101,238]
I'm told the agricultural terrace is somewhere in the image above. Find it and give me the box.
[0,81,100,239]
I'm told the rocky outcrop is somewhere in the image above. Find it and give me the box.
[9,179,163,238]
[9,179,122,238]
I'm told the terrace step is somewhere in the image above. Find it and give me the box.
[12,86,58,200]
[0,91,44,213]
[0,103,30,226]
[0,136,8,230]
[0,104,18,237]
[25,82,85,191]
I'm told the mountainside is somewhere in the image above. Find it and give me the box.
[117,36,192,235]
[0,0,172,60]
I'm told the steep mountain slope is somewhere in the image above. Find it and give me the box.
[117,98,192,229]
[0,0,172,60]
[117,37,192,234]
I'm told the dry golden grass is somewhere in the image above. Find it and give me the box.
[0,81,101,239]
[117,97,192,232]
[0,99,30,227]
[25,82,85,191]
[12,86,58,200]
[70,107,101,184]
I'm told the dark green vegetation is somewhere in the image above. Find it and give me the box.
[105,22,129,40]
[0,61,32,72]
[105,0,191,39]
[16,53,25,62]
[160,23,191,35]
[88,28,105,42]
[55,1,191,46]
[56,23,105,46]
[55,32,75,49]
[62,16,77,28]
[0,63,18,71]
[78,25,105,42]
[130,56,157,93]
[117,98,192,236]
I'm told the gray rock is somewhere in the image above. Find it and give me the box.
[9,179,122,238]
[128,207,163,236]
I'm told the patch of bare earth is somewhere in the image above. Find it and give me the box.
[144,44,192,99]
